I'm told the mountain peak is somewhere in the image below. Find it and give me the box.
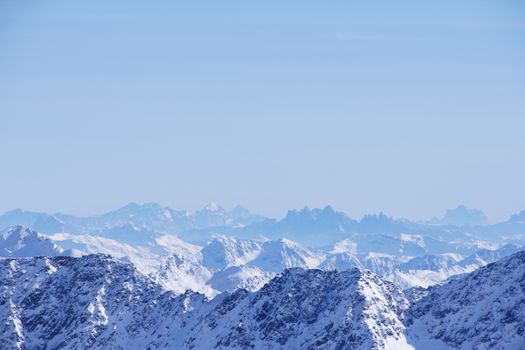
[116,202,164,212]
[441,205,487,226]
[407,250,525,349]
[276,237,300,247]
[358,212,397,226]
[322,205,335,213]
[1,225,33,239]
[0,225,63,257]
[231,204,249,213]
[284,205,347,221]
[203,202,223,212]
[121,202,141,210]
[509,210,525,223]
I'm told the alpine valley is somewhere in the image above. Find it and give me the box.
[1,203,524,349]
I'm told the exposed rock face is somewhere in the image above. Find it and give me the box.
[190,268,412,349]
[1,251,524,349]
[406,251,525,350]
[0,255,411,349]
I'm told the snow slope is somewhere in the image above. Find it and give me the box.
[201,235,262,270]
[1,224,522,295]
[1,251,524,349]
[406,250,525,349]
[0,255,412,350]
[189,268,413,350]
[249,238,325,272]
[0,226,63,257]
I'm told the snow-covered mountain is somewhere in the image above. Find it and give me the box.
[509,210,525,224]
[249,238,325,272]
[2,251,523,349]
[397,253,461,271]
[190,267,412,350]
[436,204,488,226]
[191,203,266,228]
[406,250,525,349]
[206,265,274,293]
[1,224,521,294]
[0,226,63,257]
[0,255,411,349]
[155,252,215,296]
[2,204,525,249]
[17,229,322,296]
[0,254,201,349]
[391,245,521,289]
[201,235,263,270]
[319,251,363,271]
[0,203,266,237]
[325,239,521,289]
[1,204,523,349]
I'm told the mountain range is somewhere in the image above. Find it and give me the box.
[0,202,265,236]
[0,225,521,294]
[2,203,525,247]
[1,250,523,349]
[1,203,524,348]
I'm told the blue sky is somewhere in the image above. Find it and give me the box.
[1,0,524,221]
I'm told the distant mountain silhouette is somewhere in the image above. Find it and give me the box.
[1,203,525,247]
[438,205,488,226]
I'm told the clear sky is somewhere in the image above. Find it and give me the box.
[1,0,524,222]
